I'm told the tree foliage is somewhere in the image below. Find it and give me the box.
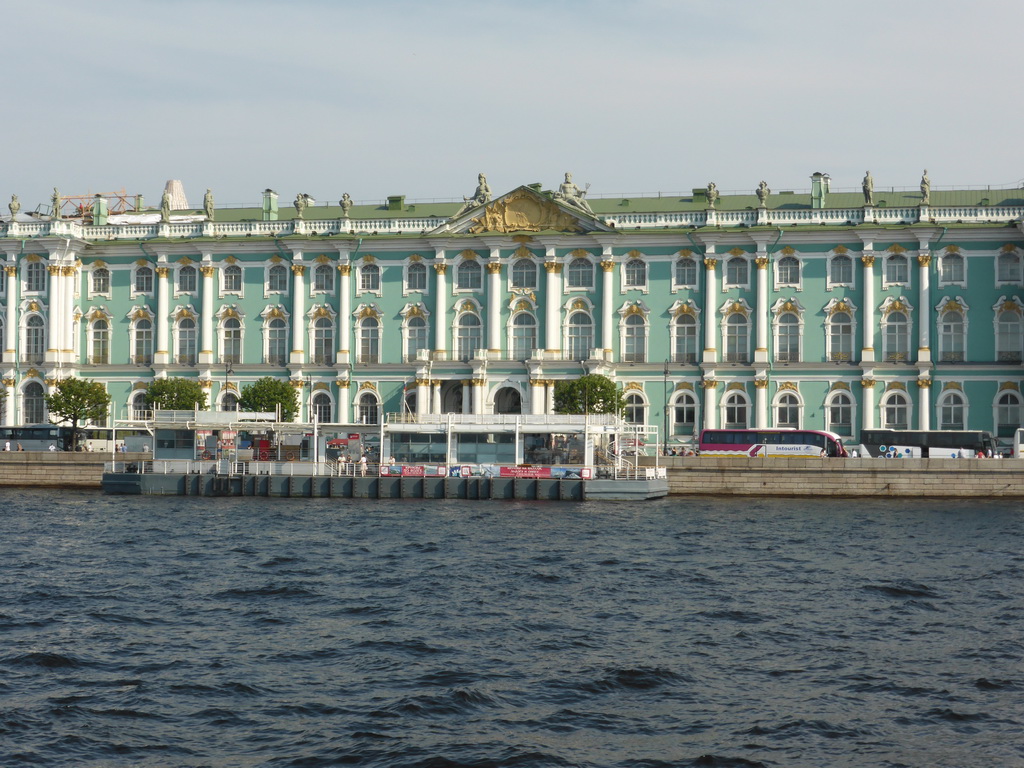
[44,378,112,450]
[239,377,299,421]
[553,374,625,415]
[144,377,208,411]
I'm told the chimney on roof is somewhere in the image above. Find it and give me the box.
[810,171,830,209]
[387,195,405,211]
[262,189,279,221]
[92,194,108,226]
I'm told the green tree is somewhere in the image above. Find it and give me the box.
[144,377,208,411]
[44,378,112,450]
[239,377,299,421]
[553,374,625,415]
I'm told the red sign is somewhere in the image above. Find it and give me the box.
[500,466,553,479]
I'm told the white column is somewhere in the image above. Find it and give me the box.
[433,255,447,357]
[703,381,718,429]
[5,265,17,361]
[530,378,545,415]
[431,380,441,413]
[917,250,931,362]
[416,376,429,416]
[62,264,76,359]
[703,252,718,362]
[46,264,61,363]
[200,262,215,365]
[2,379,14,426]
[862,379,876,431]
[338,262,351,364]
[600,255,615,355]
[544,256,562,353]
[337,382,351,423]
[918,380,931,430]
[754,252,769,363]
[755,380,768,428]
[155,266,170,364]
[861,250,875,362]
[461,380,470,414]
[290,262,306,365]
[487,255,501,354]
[545,382,555,413]
[473,377,485,414]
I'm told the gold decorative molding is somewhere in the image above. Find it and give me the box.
[512,235,534,244]
[459,250,478,260]
[1001,300,1021,313]
[358,382,378,392]
[199,379,212,389]
[624,304,644,317]
[755,256,768,269]
[409,253,423,262]
[513,300,530,312]
[132,308,151,320]
[290,380,305,389]
[337,264,351,275]
[861,254,875,267]
[570,298,587,311]
[513,245,533,259]
[674,304,694,317]
[485,262,502,274]
[175,308,195,320]
[833,245,848,255]
[468,189,583,234]
[728,248,745,257]
[433,264,447,275]
[315,254,331,264]
[291,265,306,276]
[221,307,239,319]
[224,255,237,264]
[47,265,60,276]
[312,306,332,319]
[703,257,717,270]
[270,255,283,263]
[4,266,16,277]
[778,381,798,392]
[407,305,423,317]
[223,382,238,393]
[313,381,330,391]
[830,381,851,391]
[916,378,931,389]
[178,256,193,266]
[336,379,352,389]
[917,253,931,267]
[132,381,149,391]
[200,266,216,278]
[753,378,769,390]
[1002,244,1018,253]
[726,382,745,392]
[600,260,615,272]
[701,379,718,389]
[999,381,1020,392]
[544,262,562,274]
[861,377,876,388]
[627,250,643,259]
[27,301,41,312]
[942,381,963,391]
[267,306,284,319]
[156,267,170,278]
[624,382,644,392]
[886,382,907,392]
[674,382,694,392]
[357,306,379,320]
[941,299,962,313]
[678,249,693,258]
[780,300,798,313]
[887,244,907,254]
[780,246,795,256]
[829,300,850,316]
[944,245,960,253]
[1,378,15,388]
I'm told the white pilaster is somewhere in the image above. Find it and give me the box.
[754,251,769,363]
[338,383,351,423]
[46,265,61,363]
[155,265,170,365]
[544,250,561,353]
[918,380,931,430]
[862,379,876,431]
[486,257,501,353]
[62,264,76,360]
[338,261,351,365]
[917,247,931,363]
[703,381,718,429]
[755,381,768,428]
[531,378,545,415]
[600,250,614,354]
[861,246,876,363]
[290,259,306,365]
[200,260,215,365]
[416,377,429,417]
[5,264,17,361]
[702,251,718,363]
[433,252,447,357]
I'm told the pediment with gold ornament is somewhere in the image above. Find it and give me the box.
[444,186,612,235]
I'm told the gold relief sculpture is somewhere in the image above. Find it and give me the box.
[627,250,642,259]
[943,382,963,391]
[917,253,931,267]
[199,379,212,389]
[778,381,798,392]
[62,266,77,277]
[359,382,378,392]
[999,381,1020,392]
[514,300,530,312]
[861,254,875,267]
[176,308,194,320]
[833,245,848,255]
[886,382,907,392]
[624,305,644,316]
[312,306,331,319]
[44,378,57,387]
[268,307,284,319]
[337,264,351,275]
[290,380,305,389]
[222,307,238,319]
[178,257,193,266]
[200,266,216,278]
[514,246,532,259]
[755,257,768,269]
[861,377,876,388]
[132,308,151,320]
[2,379,15,388]
[831,381,851,391]
[781,301,796,313]
[486,262,502,274]
[600,260,615,272]
[780,246,796,256]
[753,379,769,390]
[223,382,238,393]
[291,265,305,275]
[942,299,961,313]
[726,382,745,392]
[407,305,423,317]
[675,382,694,391]
[409,254,422,262]
[888,300,906,314]
[944,245,960,253]
[887,244,907,254]
[704,258,717,270]
[357,306,378,320]
[730,302,744,314]
[674,305,694,316]
[829,301,849,316]
[337,379,352,389]
[433,263,447,275]
[702,379,718,389]
[132,381,149,390]
[729,248,744,257]
[313,382,329,391]
[512,235,534,244]
[315,254,331,264]
[917,378,931,388]
[5,266,17,276]
[156,267,170,278]
[26,254,41,263]
[468,189,583,234]
[25,368,40,379]
[270,255,282,263]
[224,256,237,264]
[47,265,60,276]
[1002,244,1018,253]
[27,301,40,312]
[571,299,587,311]
[459,250,478,260]
[92,259,106,268]
[679,249,693,258]
[543,262,562,274]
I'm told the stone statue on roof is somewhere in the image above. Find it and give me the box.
[51,188,61,220]
[294,193,308,219]
[553,172,594,215]
[8,194,20,219]
[455,173,493,217]
[706,182,719,209]
[920,169,930,206]
[862,171,874,206]
[339,193,353,217]
[204,189,215,221]
[756,180,770,206]
[160,189,171,223]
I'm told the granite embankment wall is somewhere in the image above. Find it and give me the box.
[649,456,1024,497]
[1,454,1022,497]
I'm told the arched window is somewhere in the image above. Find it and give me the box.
[494,387,522,415]
[511,312,536,361]
[775,392,800,428]
[998,252,1022,284]
[23,381,45,424]
[939,310,965,362]
[881,391,910,430]
[511,259,537,289]
[456,260,482,291]
[455,313,482,361]
[826,391,853,436]
[566,258,593,289]
[624,258,647,289]
[92,267,110,294]
[939,391,966,430]
[358,316,379,364]
[624,393,645,425]
[885,254,908,284]
[268,264,288,292]
[997,310,1023,362]
[314,264,334,292]
[675,257,697,287]
[405,316,427,362]
[777,256,800,286]
[91,319,109,364]
[357,392,379,425]
[566,311,593,361]
[134,318,153,365]
[829,311,853,362]
[622,313,646,363]
[266,318,287,365]
[176,317,196,365]
[723,392,749,429]
[24,315,45,364]
[939,253,964,284]
[725,314,749,363]
[223,265,242,292]
[830,255,852,285]
[312,392,332,422]
[883,311,909,362]
[406,262,427,292]
[672,390,698,435]
[134,265,153,294]
[776,312,800,363]
[996,391,1022,437]
[313,317,334,365]
[178,265,197,293]
[222,317,241,363]
[222,391,239,412]
[673,314,698,364]
[129,392,148,421]
[360,263,380,292]
[725,257,748,287]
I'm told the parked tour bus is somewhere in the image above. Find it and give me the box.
[0,426,152,452]
[698,428,848,458]
[858,429,998,459]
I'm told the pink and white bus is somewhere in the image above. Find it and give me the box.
[698,428,848,458]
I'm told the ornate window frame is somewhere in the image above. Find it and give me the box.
[620,251,649,294]
[403,255,429,296]
[672,250,699,291]
[880,296,914,363]
[771,298,804,363]
[826,247,855,290]
[773,248,802,292]
[937,246,966,289]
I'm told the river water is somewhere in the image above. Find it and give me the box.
[0,489,1021,767]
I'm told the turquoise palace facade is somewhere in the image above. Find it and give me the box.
[1,171,1023,450]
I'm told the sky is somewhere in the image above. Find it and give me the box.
[4,0,1023,212]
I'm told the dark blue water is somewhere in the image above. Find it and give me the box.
[1,490,1022,768]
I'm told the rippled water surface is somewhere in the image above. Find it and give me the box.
[1,489,1022,767]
